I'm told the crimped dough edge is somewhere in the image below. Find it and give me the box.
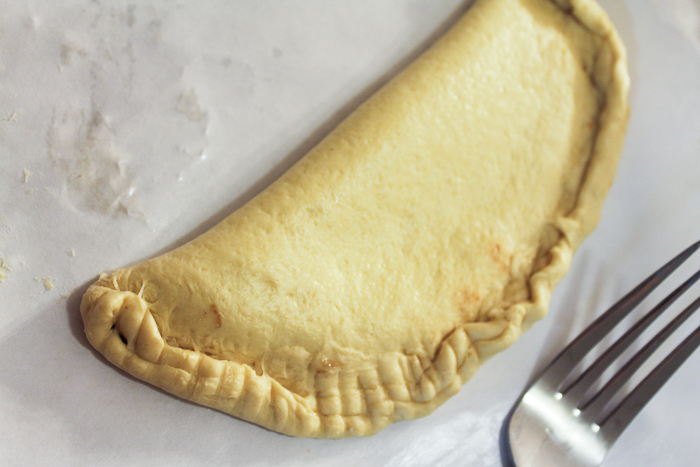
[80,0,629,439]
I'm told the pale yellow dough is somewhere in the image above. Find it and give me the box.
[81,0,629,438]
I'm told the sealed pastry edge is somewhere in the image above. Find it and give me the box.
[80,0,629,438]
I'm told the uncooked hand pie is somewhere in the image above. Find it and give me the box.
[81,0,629,438]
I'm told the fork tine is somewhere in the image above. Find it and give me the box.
[582,293,700,421]
[543,240,700,385]
[598,321,700,443]
[562,267,700,403]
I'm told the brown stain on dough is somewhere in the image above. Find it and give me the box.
[488,240,512,274]
[457,287,482,322]
[209,303,223,328]
[460,288,482,306]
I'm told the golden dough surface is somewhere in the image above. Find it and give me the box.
[81,0,629,438]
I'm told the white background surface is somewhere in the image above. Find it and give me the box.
[1,0,699,465]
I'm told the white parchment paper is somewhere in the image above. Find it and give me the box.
[1,1,699,465]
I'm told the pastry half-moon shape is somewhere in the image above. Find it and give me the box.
[81,0,629,438]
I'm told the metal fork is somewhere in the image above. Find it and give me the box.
[504,241,700,466]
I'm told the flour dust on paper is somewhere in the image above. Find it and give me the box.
[47,106,143,219]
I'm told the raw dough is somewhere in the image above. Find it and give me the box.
[81,0,629,438]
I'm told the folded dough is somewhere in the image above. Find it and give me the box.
[81,0,629,438]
